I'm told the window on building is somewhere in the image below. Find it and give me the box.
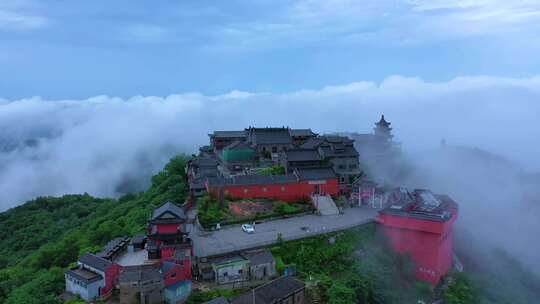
[272,146,278,153]
[244,188,248,194]
[281,186,286,192]
[223,271,228,276]
[171,273,176,278]
[349,164,357,169]
[338,165,346,169]
[262,187,267,192]
[238,269,243,274]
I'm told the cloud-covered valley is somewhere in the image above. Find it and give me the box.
[1,75,540,211]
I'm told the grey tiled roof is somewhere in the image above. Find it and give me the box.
[97,236,129,259]
[212,131,247,138]
[207,174,298,187]
[295,167,337,181]
[208,254,247,265]
[66,267,103,283]
[290,129,316,137]
[283,149,322,162]
[299,138,325,149]
[130,234,146,245]
[231,276,305,304]
[319,146,359,158]
[249,128,293,145]
[79,253,113,272]
[151,201,186,220]
[242,250,274,266]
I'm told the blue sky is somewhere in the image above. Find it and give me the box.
[2,0,540,99]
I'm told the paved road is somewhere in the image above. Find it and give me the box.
[189,207,379,258]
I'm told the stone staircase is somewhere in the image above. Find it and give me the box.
[311,194,339,216]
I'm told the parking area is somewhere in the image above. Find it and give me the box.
[190,207,378,257]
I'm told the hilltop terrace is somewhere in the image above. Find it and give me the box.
[188,126,366,199]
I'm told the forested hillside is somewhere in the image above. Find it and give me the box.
[1,154,538,304]
[0,194,108,268]
[0,155,189,304]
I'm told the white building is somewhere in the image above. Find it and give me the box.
[65,267,103,301]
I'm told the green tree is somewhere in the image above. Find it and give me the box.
[327,281,356,304]
[443,273,476,304]
[259,165,285,176]
[5,267,64,304]
[197,194,225,228]
[344,271,371,303]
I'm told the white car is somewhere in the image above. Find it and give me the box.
[241,224,255,234]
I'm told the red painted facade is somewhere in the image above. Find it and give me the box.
[100,263,121,296]
[161,246,176,259]
[162,260,192,287]
[157,223,181,234]
[144,201,193,285]
[377,210,457,284]
[206,178,339,202]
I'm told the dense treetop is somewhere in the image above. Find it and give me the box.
[0,155,189,303]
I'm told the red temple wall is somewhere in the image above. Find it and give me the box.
[378,213,455,234]
[378,214,456,285]
[207,179,339,202]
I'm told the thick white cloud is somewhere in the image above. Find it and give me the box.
[2,74,540,281]
[1,74,540,211]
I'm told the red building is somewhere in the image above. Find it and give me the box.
[147,201,192,260]
[376,188,458,285]
[206,167,339,202]
[160,260,192,287]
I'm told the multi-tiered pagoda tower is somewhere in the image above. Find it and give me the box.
[373,114,393,141]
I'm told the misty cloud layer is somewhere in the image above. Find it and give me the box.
[387,147,540,278]
[1,75,540,212]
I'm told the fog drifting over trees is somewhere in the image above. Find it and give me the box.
[1,75,540,282]
[1,75,539,209]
